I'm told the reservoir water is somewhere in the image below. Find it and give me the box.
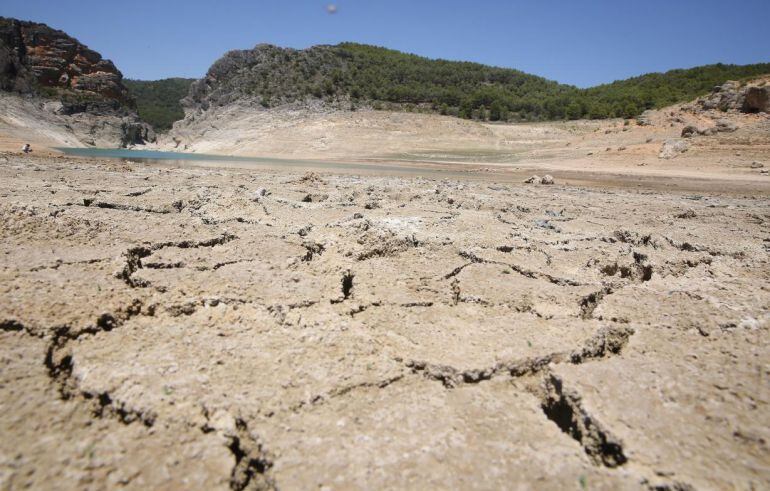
[55,147,491,179]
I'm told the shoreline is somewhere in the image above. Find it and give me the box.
[6,146,769,196]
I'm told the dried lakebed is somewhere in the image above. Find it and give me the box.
[1,154,768,490]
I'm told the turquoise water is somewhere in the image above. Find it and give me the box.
[55,147,471,177]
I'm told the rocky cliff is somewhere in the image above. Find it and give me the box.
[0,17,154,147]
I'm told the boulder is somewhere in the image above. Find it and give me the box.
[743,86,770,113]
[659,139,689,159]
[524,175,540,184]
[681,125,700,138]
[715,119,738,133]
[121,120,156,146]
[541,175,555,185]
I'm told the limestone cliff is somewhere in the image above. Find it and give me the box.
[0,17,154,147]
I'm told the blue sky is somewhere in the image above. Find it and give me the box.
[2,0,768,87]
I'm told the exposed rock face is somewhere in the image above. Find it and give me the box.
[0,17,154,147]
[699,81,743,111]
[693,79,770,114]
[0,17,130,103]
[183,44,340,113]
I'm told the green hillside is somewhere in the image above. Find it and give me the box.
[579,62,770,119]
[124,78,195,131]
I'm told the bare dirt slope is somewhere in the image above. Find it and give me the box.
[157,91,770,187]
[1,153,768,489]
[0,93,86,150]
[0,92,150,152]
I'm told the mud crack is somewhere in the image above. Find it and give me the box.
[226,418,276,491]
[408,326,634,388]
[286,374,406,414]
[579,286,614,319]
[116,233,237,287]
[81,198,174,214]
[43,299,156,426]
[456,250,582,286]
[541,373,627,467]
[331,269,355,304]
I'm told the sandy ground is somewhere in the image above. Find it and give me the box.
[1,150,769,489]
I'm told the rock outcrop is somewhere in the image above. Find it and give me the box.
[691,79,770,114]
[0,17,154,147]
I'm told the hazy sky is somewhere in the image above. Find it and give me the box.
[2,0,768,87]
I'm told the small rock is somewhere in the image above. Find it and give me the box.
[676,209,697,219]
[659,139,689,159]
[535,219,559,231]
[207,409,236,436]
[524,175,540,184]
[749,161,764,169]
[540,175,555,185]
[252,188,268,201]
[299,171,324,184]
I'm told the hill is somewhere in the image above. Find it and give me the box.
[124,78,195,131]
[184,43,573,121]
[177,42,769,123]
[581,63,770,119]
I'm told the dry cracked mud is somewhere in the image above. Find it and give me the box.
[1,154,769,490]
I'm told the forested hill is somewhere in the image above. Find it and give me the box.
[124,78,195,131]
[130,43,770,129]
[579,63,770,119]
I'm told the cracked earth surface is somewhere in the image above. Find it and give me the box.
[1,154,768,490]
